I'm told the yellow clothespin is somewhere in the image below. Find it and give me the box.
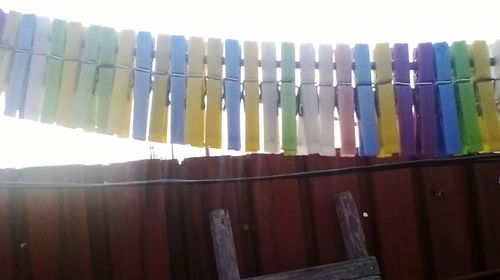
[184,37,206,147]
[470,41,500,152]
[373,43,400,157]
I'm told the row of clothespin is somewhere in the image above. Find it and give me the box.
[1,9,500,157]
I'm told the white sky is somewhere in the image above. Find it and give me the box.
[1,0,499,168]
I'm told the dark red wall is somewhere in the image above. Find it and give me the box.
[0,154,499,279]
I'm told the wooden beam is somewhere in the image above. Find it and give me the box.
[210,209,241,280]
[244,256,380,280]
[335,191,369,259]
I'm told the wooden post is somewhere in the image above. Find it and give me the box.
[210,209,241,280]
[335,191,369,259]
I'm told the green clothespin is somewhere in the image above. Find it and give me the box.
[72,25,101,130]
[41,19,66,123]
[450,41,482,153]
[281,42,297,155]
[96,27,117,133]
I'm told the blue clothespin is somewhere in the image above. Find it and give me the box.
[170,35,186,144]
[353,44,379,156]
[5,14,36,117]
[225,39,242,151]
[414,43,438,155]
[433,42,461,155]
[0,10,6,39]
[132,31,154,140]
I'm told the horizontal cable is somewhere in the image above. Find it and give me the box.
[0,154,498,189]
[0,45,496,71]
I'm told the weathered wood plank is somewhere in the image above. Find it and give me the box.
[335,191,369,260]
[244,256,380,280]
[210,209,240,280]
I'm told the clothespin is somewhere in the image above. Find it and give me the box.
[493,40,500,112]
[450,41,482,153]
[148,34,170,143]
[0,11,22,93]
[392,43,416,156]
[414,43,439,155]
[23,17,51,121]
[205,38,223,148]
[470,40,500,152]
[299,43,320,154]
[433,42,461,155]
[55,22,84,126]
[335,44,356,156]
[225,39,242,151]
[373,43,400,157]
[72,25,101,130]
[281,42,297,155]
[132,31,154,140]
[107,30,136,137]
[261,41,280,153]
[0,10,6,39]
[492,40,500,149]
[95,27,118,133]
[170,35,186,144]
[4,14,36,117]
[244,41,260,152]
[318,44,335,156]
[353,44,379,156]
[185,36,206,147]
[41,19,67,124]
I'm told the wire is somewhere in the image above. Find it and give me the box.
[0,154,498,189]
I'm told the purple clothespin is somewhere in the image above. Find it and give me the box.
[414,43,438,155]
[393,44,417,156]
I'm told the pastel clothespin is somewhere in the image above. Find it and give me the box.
[4,14,36,117]
[225,39,242,151]
[450,41,482,153]
[170,35,186,144]
[205,38,223,148]
[185,36,206,147]
[0,10,6,38]
[470,40,500,152]
[392,43,417,156]
[353,44,379,156]
[261,42,280,153]
[433,42,461,155]
[244,41,260,152]
[72,25,101,130]
[414,43,439,155]
[55,22,84,127]
[0,11,22,93]
[95,27,118,133]
[373,43,400,157]
[281,42,297,155]
[23,17,51,121]
[335,44,356,156]
[41,19,67,124]
[107,30,136,137]
[318,44,335,156]
[132,31,154,140]
[493,40,500,109]
[299,43,320,154]
[148,34,170,142]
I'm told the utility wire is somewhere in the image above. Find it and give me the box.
[0,154,498,189]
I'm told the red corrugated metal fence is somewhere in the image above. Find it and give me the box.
[0,154,499,279]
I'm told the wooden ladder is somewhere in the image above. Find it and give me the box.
[210,191,381,280]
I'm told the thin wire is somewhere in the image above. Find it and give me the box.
[0,154,498,189]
